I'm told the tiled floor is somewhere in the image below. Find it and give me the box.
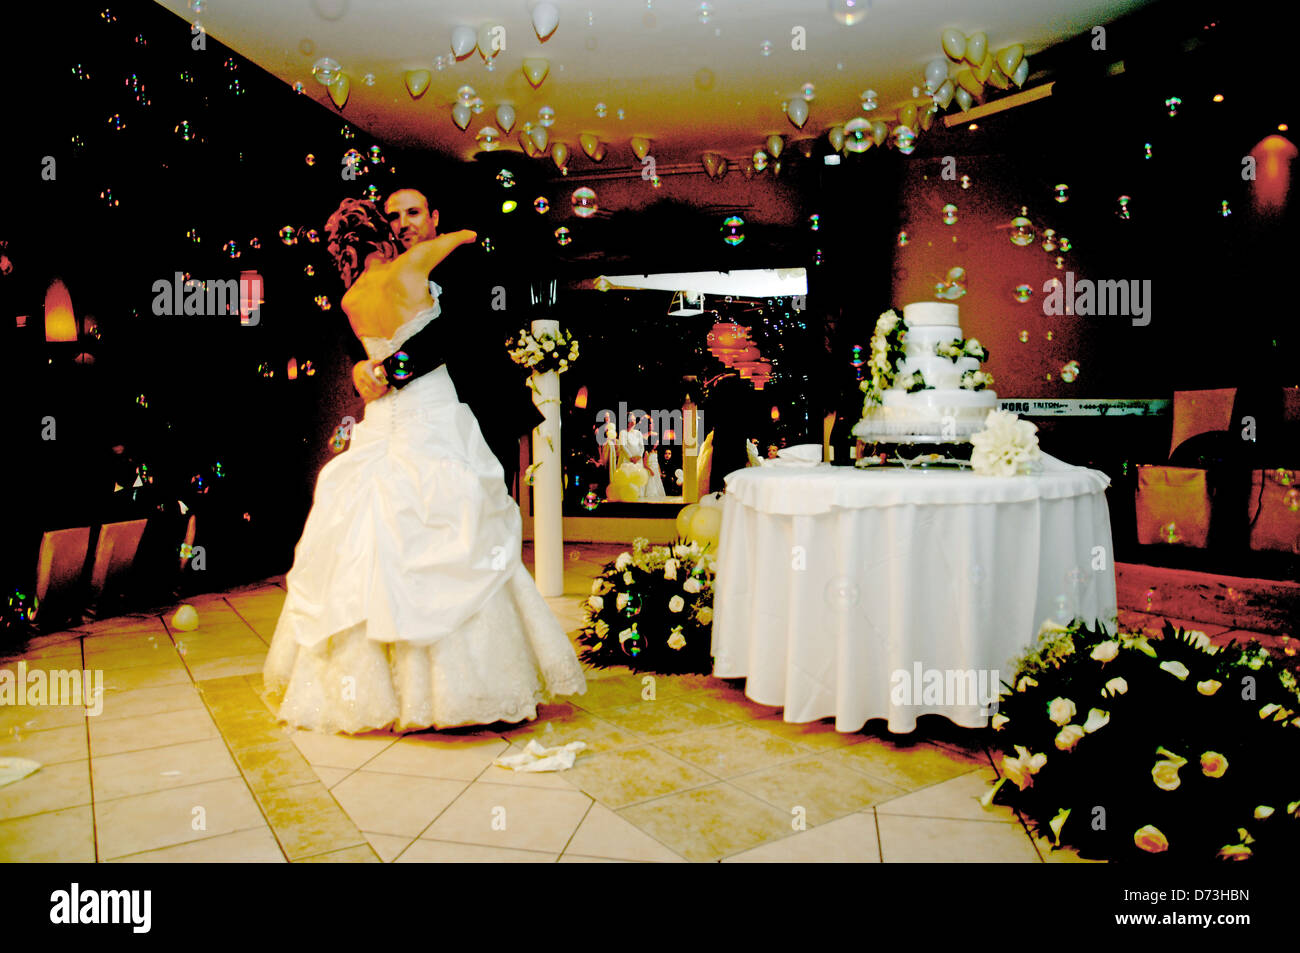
[4,544,1283,863]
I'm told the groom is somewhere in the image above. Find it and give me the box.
[348,187,544,493]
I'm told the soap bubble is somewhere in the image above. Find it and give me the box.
[1046,331,1054,341]
[1054,183,1069,203]
[534,196,550,213]
[312,58,341,86]
[595,102,607,118]
[305,229,320,243]
[1058,236,1072,252]
[1014,284,1032,303]
[698,2,713,23]
[481,236,494,252]
[1219,200,1231,217]
[279,226,297,245]
[1116,195,1132,219]
[1009,211,1035,246]
[475,127,501,150]
[897,230,909,246]
[341,125,355,139]
[808,214,820,231]
[457,85,477,105]
[571,187,598,218]
[860,89,878,111]
[802,82,815,100]
[223,241,240,259]
[496,169,516,188]
[942,204,958,225]
[760,40,772,56]
[538,105,555,126]
[368,145,383,164]
[752,149,769,170]
[108,113,126,131]
[892,125,916,155]
[554,226,572,245]
[304,265,315,277]
[1061,360,1080,383]
[721,215,745,246]
[1019,330,1029,343]
[960,175,972,189]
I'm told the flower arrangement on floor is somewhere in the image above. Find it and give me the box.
[506,325,579,390]
[576,536,718,675]
[983,618,1300,861]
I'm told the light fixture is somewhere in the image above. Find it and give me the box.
[1212,93,1224,102]
[669,291,705,316]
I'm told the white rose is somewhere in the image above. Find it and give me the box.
[615,593,628,611]
[1102,677,1128,697]
[668,595,685,613]
[623,571,634,585]
[683,577,702,594]
[1082,708,1110,733]
[696,606,713,625]
[1159,661,1190,681]
[991,713,1010,730]
[1048,697,1077,727]
[542,340,555,351]
[663,558,678,581]
[1090,641,1119,663]
[615,553,632,571]
[1055,724,1085,751]
[588,595,604,612]
[667,630,686,650]
[590,579,607,596]
[673,545,689,559]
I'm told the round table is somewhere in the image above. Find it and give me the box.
[711,455,1117,733]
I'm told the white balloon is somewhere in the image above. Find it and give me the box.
[924,58,948,93]
[1012,57,1029,87]
[530,125,548,151]
[551,142,568,170]
[580,132,600,158]
[171,604,199,631]
[630,136,651,160]
[827,125,844,151]
[451,102,471,130]
[766,134,784,158]
[785,98,809,129]
[933,79,954,109]
[496,103,516,133]
[450,25,476,59]
[953,87,973,111]
[522,57,549,88]
[531,1,560,40]
[478,23,505,59]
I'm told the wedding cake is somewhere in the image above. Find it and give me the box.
[852,302,996,448]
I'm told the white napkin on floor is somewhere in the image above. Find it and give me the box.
[763,443,824,466]
[0,758,41,788]
[493,740,587,772]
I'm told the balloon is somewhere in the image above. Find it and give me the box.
[589,140,606,161]
[452,102,471,130]
[328,73,350,109]
[785,98,809,128]
[898,102,918,128]
[404,70,431,98]
[919,104,937,131]
[766,134,784,159]
[973,50,994,84]
[630,136,651,160]
[496,103,516,132]
[933,79,954,109]
[702,151,726,179]
[172,604,199,631]
[580,133,601,159]
[965,31,987,65]
[628,467,649,488]
[522,58,549,88]
[551,142,569,170]
[478,23,504,59]
[987,64,1012,90]
[924,57,949,92]
[827,125,845,151]
[698,491,724,509]
[997,44,1024,78]
[613,484,639,502]
[519,130,540,156]
[689,507,722,547]
[451,25,477,59]
[531,1,560,40]
[676,504,700,538]
[956,69,983,97]
[530,124,549,151]
[1012,57,1029,87]
[953,87,973,111]
[870,120,888,146]
[941,28,966,60]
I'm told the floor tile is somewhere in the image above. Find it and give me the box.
[100,662,192,694]
[562,744,715,809]
[0,759,92,820]
[185,654,268,680]
[0,805,96,862]
[496,705,647,754]
[95,777,265,860]
[253,781,367,861]
[396,840,557,863]
[329,771,466,837]
[294,843,383,862]
[833,737,986,791]
[107,827,286,863]
[876,813,1041,862]
[94,682,206,722]
[722,812,882,862]
[231,741,320,792]
[89,707,221,757]
[0,701,86,734]
[748,714,869,751]
[563,803,686,862]
[729,752,907,826]
[365,832,414,862]
[289,730,397,769]
[655,722,809,779]
[595,697,735,740]
[618,783,793,863]
[312,766,351,789]
[363,733,510,780]
[875,768,1020,824]
[0,723,88,765]
[419,781,592,854]
[92,738,240,801]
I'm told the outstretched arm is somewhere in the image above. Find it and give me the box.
[401,229,477,280]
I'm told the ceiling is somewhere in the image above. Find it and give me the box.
[154,0,1153,169]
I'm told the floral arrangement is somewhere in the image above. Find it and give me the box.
[895,370,932,394]
[936,337,989,362]
[506,325,579,376]
[859,309,908,405]
[969,409,1038,476]
[576,537,716,675]
[984,618,1300,861]
[959,369,995,391]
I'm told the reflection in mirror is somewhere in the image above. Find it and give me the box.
[559,269,812,516]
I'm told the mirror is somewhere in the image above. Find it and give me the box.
[557,268,811,516]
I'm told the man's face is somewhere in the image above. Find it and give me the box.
[384,190,438,250]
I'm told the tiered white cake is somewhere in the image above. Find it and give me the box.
[852,302,996,444]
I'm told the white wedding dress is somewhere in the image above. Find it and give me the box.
[643,449,666,499]
[264,296,586,734]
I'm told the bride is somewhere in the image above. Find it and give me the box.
[263,197,586,733]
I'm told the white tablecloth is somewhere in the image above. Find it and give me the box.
[711,455,1117,733]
